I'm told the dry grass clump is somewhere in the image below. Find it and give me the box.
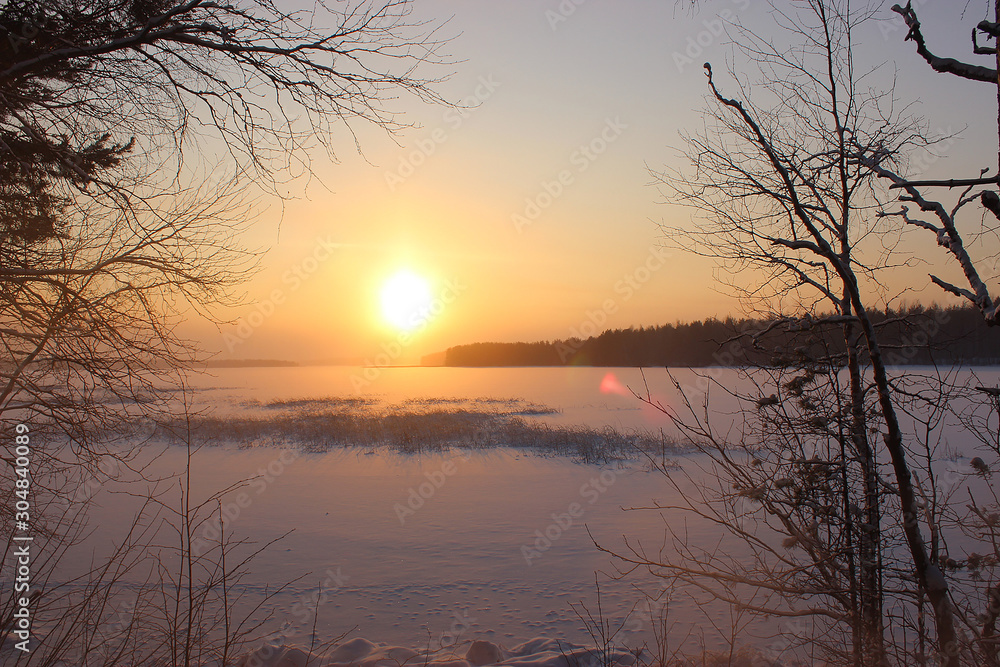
[155,397,685,463]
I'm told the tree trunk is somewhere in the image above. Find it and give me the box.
[845,290,960,667]
[845,315,886,666]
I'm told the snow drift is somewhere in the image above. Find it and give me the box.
[236,636,638,667]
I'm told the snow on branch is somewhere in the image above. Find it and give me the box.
[891,2,998,83]
[861,152,1000,325]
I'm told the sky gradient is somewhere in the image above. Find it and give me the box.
[196,1,1000,364]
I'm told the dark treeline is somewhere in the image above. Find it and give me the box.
[443,305,1000,367]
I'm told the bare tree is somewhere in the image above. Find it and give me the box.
[0,0,449,443]
[0,0,449,199]
[613,1,1000,664]
[0,1,449,660]
[870,2,1000,325]
[613,357,890,664]
[0,0,451,466]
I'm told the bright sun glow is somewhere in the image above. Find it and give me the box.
[380,270,433,331]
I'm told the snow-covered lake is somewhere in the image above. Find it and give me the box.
[77,365,1000,661]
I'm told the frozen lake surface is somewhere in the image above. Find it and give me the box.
[76,365,1000,661]
[89,447,679,649]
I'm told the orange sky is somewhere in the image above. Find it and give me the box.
[192,2,999,364]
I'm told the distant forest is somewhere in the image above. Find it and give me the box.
[443,305,1000,368]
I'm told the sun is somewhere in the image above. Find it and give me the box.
[379,270,433,331]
